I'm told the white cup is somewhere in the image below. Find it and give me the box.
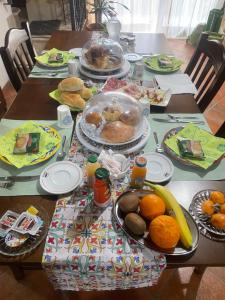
[68,59,77,76]
[57,105,73,128]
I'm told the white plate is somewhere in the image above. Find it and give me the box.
[143,152,174,183]
[69,48,82,57]
[79,56,123,73]
[124,53,143,62]
[76,116,151,155]
[78,60,131,80]
[40,161,83,194]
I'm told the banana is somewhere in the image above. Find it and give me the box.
[144,181,193,249]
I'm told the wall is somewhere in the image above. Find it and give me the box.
[0,2,15,87]
[26,0,63,22]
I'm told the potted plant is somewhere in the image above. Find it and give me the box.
[87,0,129,30]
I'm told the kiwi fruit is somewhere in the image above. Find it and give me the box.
[125,213,146,235]
[119,193,139,213]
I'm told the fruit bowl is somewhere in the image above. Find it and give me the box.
[113,189,199,256]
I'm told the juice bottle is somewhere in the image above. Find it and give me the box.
[86,155,101,188]
[130,156,147,188]
[93,168,111,207]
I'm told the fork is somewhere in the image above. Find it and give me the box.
[0,180,15,189]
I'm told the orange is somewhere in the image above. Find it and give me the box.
[210,191,225,204]
[139,194,166,220]
[211,213,225,229]
[201,200,214,215]
[220,204,225,214]
[149,215,180,249]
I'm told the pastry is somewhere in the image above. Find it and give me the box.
[78,87,93,100]
[100,121,135,143]
[14,133,40,154]
[60,92,86,109]
[102,106,122,122]
[58,77,84,92]
[85,45,109,69]
[119,108,140,126]
[85,111,102,127]
[48,52,63,63]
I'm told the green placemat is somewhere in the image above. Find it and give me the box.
[0,119,74,196]
[29,65,70,78]
[144,114,225,181]
[35,48,75,67]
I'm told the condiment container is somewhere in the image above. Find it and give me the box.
[93,168,111,207]
[86,154,101,188]
[130,156,147,188]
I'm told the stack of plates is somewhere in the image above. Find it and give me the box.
[78,57,131,80]
[75,116,151,155]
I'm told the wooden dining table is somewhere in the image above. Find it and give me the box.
[0,31,225,282]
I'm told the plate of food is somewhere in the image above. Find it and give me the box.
[0,121,61,168]
[49,77,93,111]
[35,48,75,68]
[189,189,225,236]
[102,77,172,107]
[162,125,225,170]
[81,38,124,72]
[113,187,199,256]
[80,91,145,146]
[144,54,183,74]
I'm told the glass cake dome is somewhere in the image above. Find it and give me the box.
[80,38,124,71]
[80,91,144,145]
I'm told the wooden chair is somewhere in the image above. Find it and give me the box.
[185,32,225,112]
[0,28,36,92]
[215,121,225,138]
[0,86,7,119]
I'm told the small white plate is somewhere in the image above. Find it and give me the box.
[40,161,83,194]
[124,53,143,62]
[69,48,82,57]
[143,152,174,183]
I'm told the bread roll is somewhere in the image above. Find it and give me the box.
[78,87,92,100]
[102,106,122,122]
[85,111,102,127]
[100,121,135,143]
[58,77,84,92]
[60,92,85,109]
[119,108,140,126]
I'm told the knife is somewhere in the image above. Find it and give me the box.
[168,114,201,120]
[0,175,40,182]
[152,118,205,124]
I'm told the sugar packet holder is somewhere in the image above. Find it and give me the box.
[12,212,43,236]
[0,210,19,237]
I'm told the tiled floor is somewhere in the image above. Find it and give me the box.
[1,38,225,299]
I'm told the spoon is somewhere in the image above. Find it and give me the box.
[57,135,66,159]
[153,132,164,153]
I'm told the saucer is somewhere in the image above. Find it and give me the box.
[40,161,83,194]
[124,53,143,62]
[143,152,174,183]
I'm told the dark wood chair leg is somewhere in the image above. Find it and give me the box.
[10,265,25,280]
[194,266,206,275]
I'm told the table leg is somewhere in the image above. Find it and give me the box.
[10,265,25,280]
[194,266,206,275]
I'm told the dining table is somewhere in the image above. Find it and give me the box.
[0,30,225,286]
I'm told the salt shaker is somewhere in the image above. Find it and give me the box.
[68,59,77,76]
[57,105,73,128]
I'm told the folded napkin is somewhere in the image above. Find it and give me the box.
[144,55,183,73]
[35,48,75,67]
[0,121,61,168]
[164,123,225,169]
[155,74,197,94]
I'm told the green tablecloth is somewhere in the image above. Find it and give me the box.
[145,114,225,181]
[0,119,73,196]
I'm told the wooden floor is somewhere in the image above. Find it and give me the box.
[1,39,225,299]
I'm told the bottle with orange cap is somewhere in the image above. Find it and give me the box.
[130,156,147,189]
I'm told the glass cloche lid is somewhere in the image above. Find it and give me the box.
[81,38,124,71]
[80,91,144,145]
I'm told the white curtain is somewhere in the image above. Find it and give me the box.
[112,0,224,37]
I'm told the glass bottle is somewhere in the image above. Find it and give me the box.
[93,168,111,207]
[86,155,101,188]
[130,156,147,189]
[106,16,121,42]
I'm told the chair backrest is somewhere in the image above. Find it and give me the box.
[185,32,225,112]
[0,86,7,119]
[215,121,225,138]
[0,28,36,92]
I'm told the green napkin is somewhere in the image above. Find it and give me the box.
[144,55,183,73]
[0,121,61,168]
[164,123,225,169]
[35,48,75,67]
